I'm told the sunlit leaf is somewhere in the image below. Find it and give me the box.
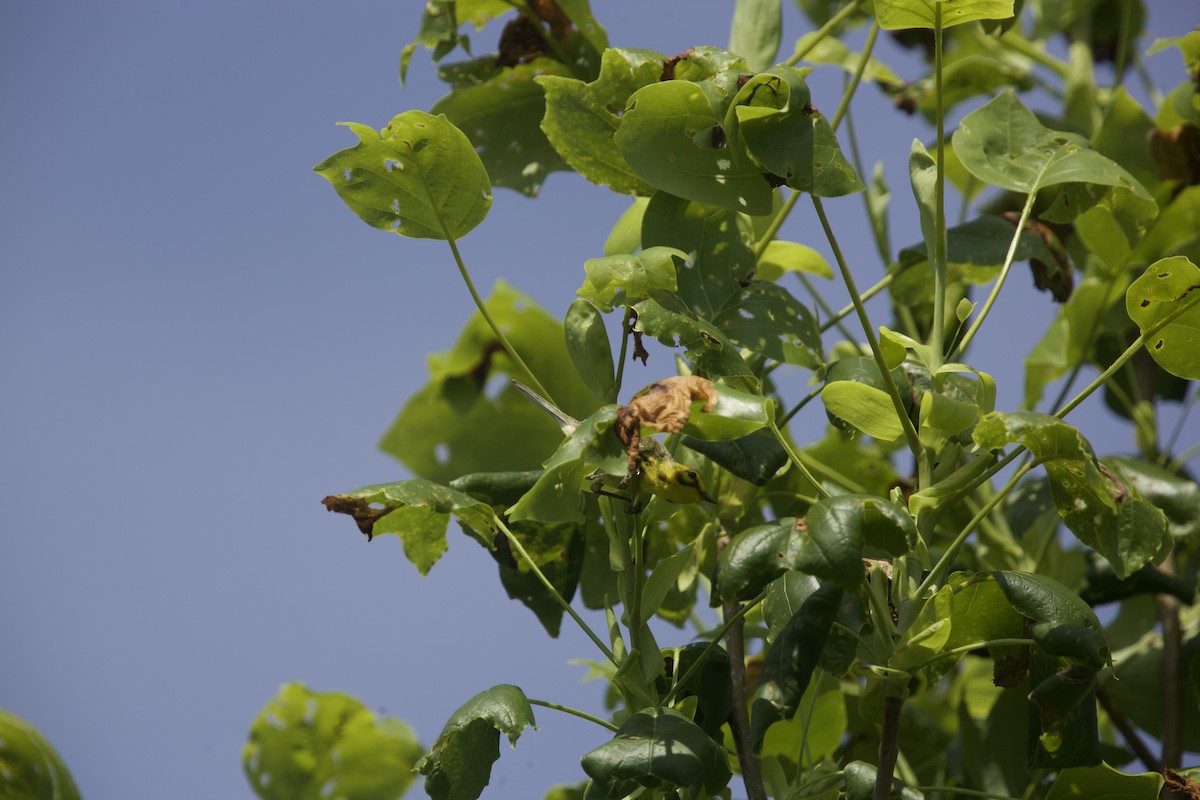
[729,0,782,72]
[821,381,906,442]
[952,90,1152,200]
[792,32,902,85]
[244,683,422,800]
[874,0,1014,30]
[577,246,684,311]
[322,479,496,574]
[0,709,81,800]
[1046,763,1163,799]
[1125,255,1200,380]
[973,412,1168,579]
[314,111,492,240]
[633,293,758,385]
[564,299,616,403]
[416,685,536,800]
[713,282,823,369]
[756,240,834,280]
[537,48,663,194]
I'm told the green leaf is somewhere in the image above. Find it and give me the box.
[988,570,1107,664]
[733,67,863,196]
[1027,653,1101,768]
[973,412,1169,579]
[243,683,422,800]
[713,282,824,369]
[1125,255,1200,380]
[615,53,776,214]
[581,707,731,798]
[729,0,782,72]
[491,520,583,637]
[821,381,906,442]
[763,570,863,676]
[633,294,757,385]
[604,197,649,255]
[399,1,513,84]
[322,479,496,574]
[678,382,772,440]
[1047,763,1163,799]
[431,59,571,197]
[798,495,914,590]
[909,139,940,277]
[641,192,756,317]
[0,708,81,800]
[537,48,663,194]
[682,428,788,486]
[874,0,1013,30]
[416,685,536,800]
[564,298,616,403]
[657,644,732,738]
[750,583,843,749]
[1103,456,1200,541]
[506,405,624,524]
[314,111,492,240]
[717,518,801,602]
[756,240,834,280]
[843,761,924,800]
[381,282,597,483]
[577,246,684,312]
[792,32,902,85]
[952,90,1152,200]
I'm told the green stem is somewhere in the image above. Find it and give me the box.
[494,516,616,664]
[829,21,880,132]
[916,463,1032,599]
[613,307,633,400]
[778,383,823,427]
[998,31,1071,78]
[770,421,836,497]
[662,596,764,706]
[1054,292,1200,419]
[754,191,801,258]
[812,196,927,481]
[930,6,947,373]
[908,638,1035,671]
[914,787,1023,800]
[786,0,865,66]
[443,235,556,404]
[527,698,619,733]
[799,271,858,344]
[948,189,1038,362]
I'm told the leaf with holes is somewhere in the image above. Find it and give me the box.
[577,246,684,312]
[314,111,492,240]
[974,412,1168,579]
[1125,256,1200,380]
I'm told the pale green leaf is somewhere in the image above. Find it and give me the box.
[874,0,1014,30]
[1125,255,1200,380]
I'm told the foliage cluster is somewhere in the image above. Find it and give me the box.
[262,2,1200,800]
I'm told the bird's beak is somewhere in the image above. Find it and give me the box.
[701,489,717,504]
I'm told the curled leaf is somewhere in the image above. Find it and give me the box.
[617,376,719,471]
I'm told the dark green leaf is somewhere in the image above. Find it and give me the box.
[989,570,1108,665]
[491,520,583,637]
[580,707,731,798]
[797,495,913,590]
[449,470,544,508]
[682,428,788,486]
[1103,456,1200,541]
[416,685,536,800]
[314,111,492,240]
[244,683,422,800]
[0,709,82,800]
[717,518,800,602]
[659,643,732,738]
[750,583,843,749]
[763,570,863,676]
[1026,654,1101,769]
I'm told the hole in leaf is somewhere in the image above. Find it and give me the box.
[1153,339,1165,350]
[343,168,352,181]
[434,443,450,465]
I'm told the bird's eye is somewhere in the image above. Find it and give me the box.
[679,470,700,487]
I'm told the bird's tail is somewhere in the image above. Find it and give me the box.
[511,380,579,435]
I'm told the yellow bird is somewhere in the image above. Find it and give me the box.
[512,380,715,509]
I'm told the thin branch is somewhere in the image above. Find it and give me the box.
[528,698,620,733]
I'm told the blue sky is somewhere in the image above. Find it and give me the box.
[1,2,1195,798]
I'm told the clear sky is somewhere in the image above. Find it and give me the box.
[1,2,1195,798]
